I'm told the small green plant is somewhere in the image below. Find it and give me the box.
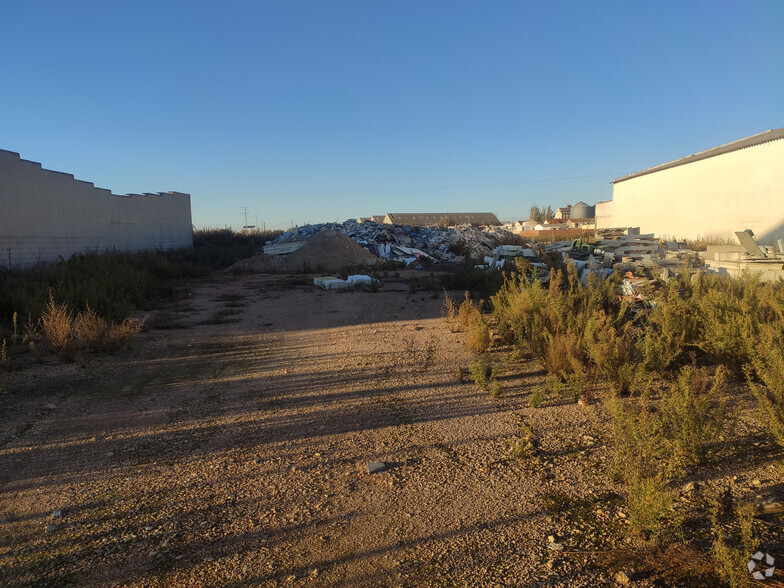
[457,291,479,328]
[625,472,678,544]
[711,504,758,588]
[529,386,547,408]
[660,363,734,465]
[470,359,497,391]
[605,380,682,543]
[511,420,536,458]
[584,310,636,395]
[456,365,467,383]
[747,324,784,447]
[465,314,491,354]
[489,380,502,398]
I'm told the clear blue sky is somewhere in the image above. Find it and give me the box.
[2,1,782,230]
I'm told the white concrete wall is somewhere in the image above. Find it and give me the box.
[594,200,613,230]
[610,138,784,243]
[0,149,193,269]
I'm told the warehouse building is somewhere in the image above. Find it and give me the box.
[603,128,784,243]
[382,212,500,227]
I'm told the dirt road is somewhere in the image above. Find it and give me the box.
[1,272,615,586]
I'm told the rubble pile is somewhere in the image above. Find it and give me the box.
[234,230,379,273]
[266,219,529,265]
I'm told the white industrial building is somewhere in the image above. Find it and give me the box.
[600,128,784,244]
[0,149,193,269]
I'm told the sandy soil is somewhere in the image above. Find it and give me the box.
[0,270,781,587]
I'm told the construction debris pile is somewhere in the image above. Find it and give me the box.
[264,219,527,266]
[239,218,784,286]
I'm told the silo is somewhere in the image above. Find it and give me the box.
[571,201,595,219]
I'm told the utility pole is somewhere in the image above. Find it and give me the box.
[242,207,249,232]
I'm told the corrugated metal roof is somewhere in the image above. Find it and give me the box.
[612,127,784,184]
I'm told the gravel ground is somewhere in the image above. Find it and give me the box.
[1,271,782,587]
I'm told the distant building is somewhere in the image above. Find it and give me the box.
[381,212,501,226]
[607,128,784,242]
[567,218,596,229]
[514,219,539,231]
[544,218,570,229]
[555,205,571,219]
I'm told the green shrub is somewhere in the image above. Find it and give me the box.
[711,504,758,588]
[605,383,682,543]
[747,323,784,447]
[529,386,547,408]
[470,359,497,391]
[584,309,637,395]
[465,314,491,354]
[626,472,679,544]
[660,364,734,465]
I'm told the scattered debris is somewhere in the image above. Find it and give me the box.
[614,570,631,585]
[366,462,386,474]
[313,274,378,290]
[703,229,784,282]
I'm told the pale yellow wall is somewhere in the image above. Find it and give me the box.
[594,200,613,229]
[611,139,784,243]
[0,150,193,269]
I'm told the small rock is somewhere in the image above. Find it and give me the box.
[547,534,557,543]
[367,462,386,474]
[106,451,114,457]
[547,542,563,551]
[44,403,56,410]
[45,524,59,534]
[617,511,627,519]
[614,570,631,585]
[148,550,160,557]
[51,509,63,518]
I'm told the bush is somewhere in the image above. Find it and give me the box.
[470,359,497,391]
[606,387,682,543]
[584,309,637,395]
[660,363,734,465]
[529,386,547,408]
[40,293,73,352]
[747,324,784,448]
[37,294,144,359]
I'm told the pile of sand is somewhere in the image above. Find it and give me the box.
[231,230,380,274]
